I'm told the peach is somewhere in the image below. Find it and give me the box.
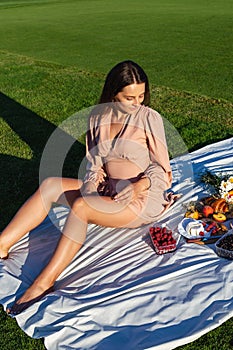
[202,205,214,218]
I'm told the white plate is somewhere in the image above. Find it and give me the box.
[178,218,207,239]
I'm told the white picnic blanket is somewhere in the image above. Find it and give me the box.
[0,137,233,350]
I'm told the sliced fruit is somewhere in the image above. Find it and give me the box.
[185,210,199,219]
[213,213,227,222]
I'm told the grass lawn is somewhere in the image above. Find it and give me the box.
[0,0,232,101]
[0,0,233,349]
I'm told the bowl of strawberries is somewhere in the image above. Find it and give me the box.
[149,226,177,255]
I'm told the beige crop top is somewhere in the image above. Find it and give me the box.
[84,104,172,190]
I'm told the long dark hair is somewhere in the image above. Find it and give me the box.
[99,60,150,105]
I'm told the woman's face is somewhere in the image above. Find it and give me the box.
[114,83,145,106]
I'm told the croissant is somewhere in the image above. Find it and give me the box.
[203,196,218,206]
[210,198,229,213]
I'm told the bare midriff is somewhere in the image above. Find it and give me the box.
[105,159,143,179]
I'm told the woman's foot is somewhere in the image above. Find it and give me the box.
[0,239,9,260]
[6,283,54,316]
[0,255,9,260]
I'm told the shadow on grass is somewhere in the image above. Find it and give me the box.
[0,92,86,228]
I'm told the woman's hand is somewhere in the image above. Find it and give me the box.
[113,177,150,203]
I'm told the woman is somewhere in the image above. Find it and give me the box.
[0,60,172,315]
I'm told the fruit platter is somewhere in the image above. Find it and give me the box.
[184,172,233,221]
[149,226,177,255]
[183,196,233,222]
[180,192,233,244]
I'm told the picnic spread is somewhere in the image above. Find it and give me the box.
[0,137,233,350]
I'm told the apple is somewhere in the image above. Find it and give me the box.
[202,205,214,217]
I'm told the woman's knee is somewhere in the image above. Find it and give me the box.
[39,177,64,201]
[71,197,86,213]
[40,177,61,191]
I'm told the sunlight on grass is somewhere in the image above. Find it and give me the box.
[0,118,33,159]
[0,0,232,100]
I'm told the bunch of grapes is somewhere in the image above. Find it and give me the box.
[149,226,176,254]
[217,234,233,251]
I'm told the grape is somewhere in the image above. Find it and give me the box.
[217,235,233,251]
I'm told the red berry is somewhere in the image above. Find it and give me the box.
[211,228,218,235]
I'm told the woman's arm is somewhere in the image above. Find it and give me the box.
[143,109,172,190]
[82,115,106,193]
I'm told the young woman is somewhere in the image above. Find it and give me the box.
[0,60,172,315]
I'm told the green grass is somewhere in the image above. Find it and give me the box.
[0,0,233,349]
[0,305,45,350]
[0,0,232,101]
[0,50,232,349]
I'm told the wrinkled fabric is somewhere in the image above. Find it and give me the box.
[84,104,172,224]
[84,104,172,188]
[0,137,233,350]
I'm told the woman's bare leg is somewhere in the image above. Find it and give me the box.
[7,195,139,315]
[0,177,82,259]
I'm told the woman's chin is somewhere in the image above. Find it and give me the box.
[113,102,140,114]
